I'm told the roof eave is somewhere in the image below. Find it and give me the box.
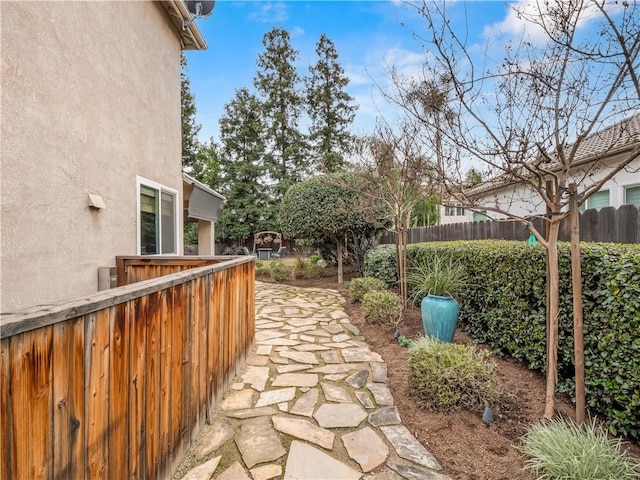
[162,1,208,51]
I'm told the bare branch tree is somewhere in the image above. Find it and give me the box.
[355,120,436,308]
[390,0,640,417]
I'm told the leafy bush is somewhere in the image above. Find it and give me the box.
[391,240,640,439]
[269,262,292,282]
[362,244,398,286]
[255,260,270,276]
[519,418,640,479]
[408,336,500,412]
[309,254,321,263]
[346,276,386,303]
[361,290,401,326]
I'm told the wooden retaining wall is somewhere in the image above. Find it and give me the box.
[0,256,255,479]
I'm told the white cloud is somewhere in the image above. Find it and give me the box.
[247,1,288,23]
[482,0,621,45]
[290,26,305,38]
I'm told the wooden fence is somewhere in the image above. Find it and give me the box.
[0,256,255,479]
[381,205,640,245]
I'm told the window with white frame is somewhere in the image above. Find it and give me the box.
[624,185,640,206]
[137,177,178,255]
[580,189,610,212]
[444,204,464,216]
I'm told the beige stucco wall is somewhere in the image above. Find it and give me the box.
[1,1,184,312]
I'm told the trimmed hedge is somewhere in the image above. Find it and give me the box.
[365,240,640,439]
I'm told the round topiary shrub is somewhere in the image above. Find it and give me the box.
[408,336,500,412]
[361,290,401,326]
[347,276,387,303]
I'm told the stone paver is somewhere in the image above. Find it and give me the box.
[235,417,286,468]
[177,282,449,480]
[284,441,362,480]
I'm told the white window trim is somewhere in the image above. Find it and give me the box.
[624,184,640,206]
[136,176,180,255]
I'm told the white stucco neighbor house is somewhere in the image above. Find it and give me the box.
[439,114,640,224]
[0,1,221,313]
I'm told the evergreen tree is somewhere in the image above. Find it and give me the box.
[306,34,358,173]
[180,54,201,171]
[254,28,307,201]
[192,139,223,189]
[217,88,269,243]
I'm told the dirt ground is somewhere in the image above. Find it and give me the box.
[267,272,640,480]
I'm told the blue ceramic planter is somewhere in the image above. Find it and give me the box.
[420,294,460,342]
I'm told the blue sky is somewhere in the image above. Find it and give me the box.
[183,1,517,143]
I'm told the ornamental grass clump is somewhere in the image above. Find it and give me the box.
[361,290,401,326]
[408,336,500,412]
[519,418,640,480]
[347,276,387,303]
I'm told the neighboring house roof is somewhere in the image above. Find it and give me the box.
[467,113,640,197]
[162,1,208,50]
[182,173,226,222]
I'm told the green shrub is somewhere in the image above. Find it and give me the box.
[519,418,640,479]
[395,240,640,439]
[408,336,500,412]
[309,254,321,263]
[363,245,398,286]
[269,262,292,282]
[346,276,387,303]
[361,290,401,325]
[255,260,270,276]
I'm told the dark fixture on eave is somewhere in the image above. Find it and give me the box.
[183,1,215,29]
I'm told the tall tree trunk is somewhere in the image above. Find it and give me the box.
[544,220,561,419]
[337,237,343,284]
[569,183,586,423]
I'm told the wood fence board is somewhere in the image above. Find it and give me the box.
[129,295,148,479]
[180,283,191,462]
[1,338,12,479]
[159,289,172,478]
[85,309,110,478]
[109,303,130,480]
[11,327,53,478]
[53,321,72,479]
[70,317,86,479]
[145,292,161,479]
[206,275,216,422]
[170,284,186,473]
[213,271,225,401]
[196,278,208,428]
[189,280,201,442]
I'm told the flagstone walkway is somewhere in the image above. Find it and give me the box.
[175,282,450,480]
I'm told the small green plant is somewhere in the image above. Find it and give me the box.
[309,254,321,263]
[346,276,387,303]
[519,418,640,480]
[407,255,467,302]
[361,290,401,326]
[269,262,292,282]
[255,260,270,276]
[408,336,499,412]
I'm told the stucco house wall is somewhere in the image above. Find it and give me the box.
[472,155,640,221]
[1,2,197,312]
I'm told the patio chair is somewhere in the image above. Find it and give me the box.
[242,246,257,257]
[271,246,287,258]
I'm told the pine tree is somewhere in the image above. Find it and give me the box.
[254,28,307,201]
[180,54,201,171]
[306,34,358,173]
[217,88,270,243]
